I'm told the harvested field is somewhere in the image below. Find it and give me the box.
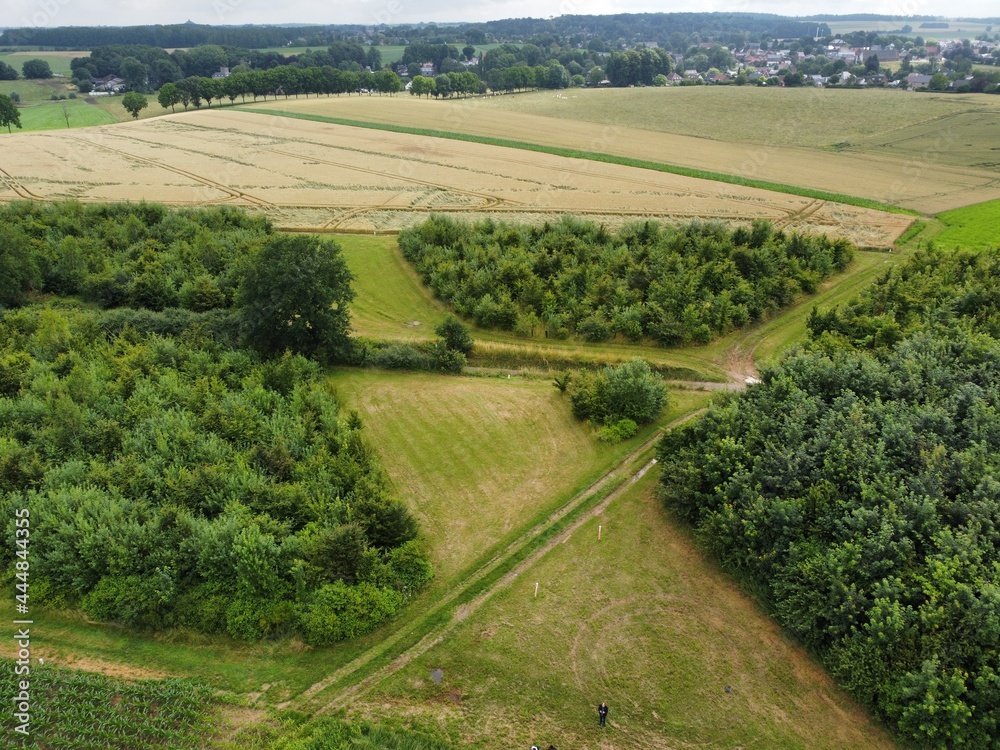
[245,94,1000,214]
[0,109,912,247]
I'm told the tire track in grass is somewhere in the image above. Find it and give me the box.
[289,409,709,716]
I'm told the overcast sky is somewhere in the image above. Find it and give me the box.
[4,0,997,30]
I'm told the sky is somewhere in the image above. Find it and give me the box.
[3,0,997,30]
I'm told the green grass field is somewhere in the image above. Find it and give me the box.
[347,467,898,750]
[11,97,117,131]
[332,369,650,585]
[338,235,448,341]
[0,78,61,102]
[0,50,84,77]
[935,198,1000,248]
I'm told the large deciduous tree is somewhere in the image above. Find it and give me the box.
[119,56,148,91]
[157,82,180,111]
[235,233,355,362]
[0,93,22,133]
[121,91,148,119]
[21,58,53,79]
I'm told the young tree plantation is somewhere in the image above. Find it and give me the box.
[0,202,432,646]
[399,215,854,345]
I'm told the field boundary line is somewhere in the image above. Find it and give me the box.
[235,107,920,217]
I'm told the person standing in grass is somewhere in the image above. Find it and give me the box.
[598,702,609,728]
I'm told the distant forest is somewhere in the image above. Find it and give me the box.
[1,12,830,50]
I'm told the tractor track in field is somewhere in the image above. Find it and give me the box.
[0,166,44,200]
[287,406,716,717]
[265,147,509,210]
[65,135,274,208]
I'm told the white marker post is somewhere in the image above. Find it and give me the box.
[598,525,602,541]
[534,582,539,598]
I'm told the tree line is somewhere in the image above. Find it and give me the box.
[657,245,1000,749]
[398,216,854,346]
[0,13,829,52]
[0,201,432,645]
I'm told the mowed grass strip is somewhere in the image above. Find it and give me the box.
[935,198,1000,249]
[332,370,631,585]
[293,389,714,710]
[238,107,917,215]
[352,468,898,750]
[338,235,448,341]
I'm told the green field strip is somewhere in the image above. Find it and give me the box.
[935,198,1000,249]
[238,106,920,216]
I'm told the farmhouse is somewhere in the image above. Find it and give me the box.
[92,75,126,93]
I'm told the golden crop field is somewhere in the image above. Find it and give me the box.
[246,93,1000,214]
[0,109,912,246]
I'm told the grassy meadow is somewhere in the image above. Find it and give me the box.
[339,235,448,341]
[11,97,117,131]
[345,468,899,750]
[935,198,1000,248]
[0,49,84,77]
[332,369,657,585]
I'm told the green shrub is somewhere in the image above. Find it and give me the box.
[82,573,175,630]
[567,359,667,426]
[299,581,404,646]
[435,313,474,354]
[597,418,638,443]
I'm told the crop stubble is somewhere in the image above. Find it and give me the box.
[250,94,1000,215]
[0,109,911,245]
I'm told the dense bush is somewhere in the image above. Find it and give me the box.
[0,307,431,642]
[399,215,854,346]
[565,358,667,428]
[657,248,1000,749]
[0,201,268,310]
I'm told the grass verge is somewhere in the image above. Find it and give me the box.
[238,107,919,216]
